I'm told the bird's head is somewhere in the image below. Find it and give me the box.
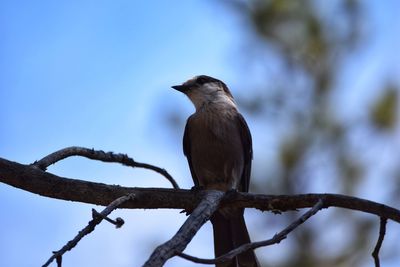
[172,75,236,110]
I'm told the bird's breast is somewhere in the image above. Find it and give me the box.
[188,109,244,191]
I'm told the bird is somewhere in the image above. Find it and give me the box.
[172,75,260,267]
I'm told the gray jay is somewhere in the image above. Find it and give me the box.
[172,75,259,267]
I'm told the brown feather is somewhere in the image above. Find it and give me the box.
[179,76,259,266]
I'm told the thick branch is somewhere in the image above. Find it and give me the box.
[32,146,179,189]
[0,157,195,209]
[143,190,224,267]
[1,157,400,223]
[177,199,324,264]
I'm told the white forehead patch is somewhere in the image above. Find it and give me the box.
[183,76,198,86]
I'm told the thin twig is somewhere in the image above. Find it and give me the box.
[42,193,135,267]
[176,199,324,264]
[32,146,179,189]
[142,190,225,267]
[92,209,125,228]
[372,217,387,267]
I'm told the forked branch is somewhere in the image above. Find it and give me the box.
[1,157,400,222]
[176,199,324,264]
[42,193,135,267]
[0,155,399,267]
[143,190,225,267]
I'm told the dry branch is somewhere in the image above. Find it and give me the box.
[143,190,224,267]
[42,193,135,267]
[1,155,399,267]
[1,157,400,223]
[32,146,179,189]
[177,199,324,264]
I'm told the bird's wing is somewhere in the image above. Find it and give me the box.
[237,113,253,192]
[183,115,199,187]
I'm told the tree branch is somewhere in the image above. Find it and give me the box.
[1,157,400,223]
[176,199,324,264]
[142,190,225,267]
[372,217,387,267]
[42,193,135,267]
[32,146,179,189]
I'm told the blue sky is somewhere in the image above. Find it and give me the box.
[1,1,399,267]
[0,1,243,266]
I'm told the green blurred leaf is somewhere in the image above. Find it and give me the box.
[279,136,304,170]
[370,87,398,130]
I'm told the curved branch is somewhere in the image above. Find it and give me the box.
[32,146,179,189]
[1,157,196,209]
[1,157,400,223]
[176,199,324,264]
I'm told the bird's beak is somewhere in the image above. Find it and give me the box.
[171,85,190,92]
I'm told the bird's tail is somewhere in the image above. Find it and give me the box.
[210,209,260,267]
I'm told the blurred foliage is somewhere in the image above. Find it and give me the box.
[370,86,398,130]
[279,134,304,171]
[221,0,400,266]
[165,0,399,266]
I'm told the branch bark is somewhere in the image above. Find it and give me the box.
[1,157,400,223]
